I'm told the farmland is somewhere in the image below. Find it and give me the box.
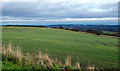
[2,27,118,69]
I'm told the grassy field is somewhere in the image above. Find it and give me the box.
[2,27,118,69]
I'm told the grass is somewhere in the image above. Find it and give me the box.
[2,27,118,69]
[2,42,83,70]
[103,31,115,34]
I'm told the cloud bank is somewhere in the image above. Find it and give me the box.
[1,0,119,25]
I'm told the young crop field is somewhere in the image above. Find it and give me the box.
[2,27,118,69]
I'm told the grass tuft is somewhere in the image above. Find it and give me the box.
[65,56,71,66]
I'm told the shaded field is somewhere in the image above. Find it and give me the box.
[2,27,118,69]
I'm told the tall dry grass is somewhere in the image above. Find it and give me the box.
[2,42,99,70]
[65,56,71,66]
[2,42,23,64]
[75,62,81,69]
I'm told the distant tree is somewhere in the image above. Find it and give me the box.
[87,29,103,35]
[59,26,63,29]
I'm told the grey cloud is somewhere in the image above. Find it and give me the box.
[2,2,118,19]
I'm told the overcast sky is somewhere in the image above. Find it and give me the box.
[1,0,119,25]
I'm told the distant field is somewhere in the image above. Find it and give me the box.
[2,27,118,69]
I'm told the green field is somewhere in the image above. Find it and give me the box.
[2,27,118,69]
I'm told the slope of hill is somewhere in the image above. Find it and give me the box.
[2,27,118,69]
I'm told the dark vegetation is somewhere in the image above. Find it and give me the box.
[2,24,120,37]
[46,24,119,32]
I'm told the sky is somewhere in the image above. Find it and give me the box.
[1,0,119,25]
